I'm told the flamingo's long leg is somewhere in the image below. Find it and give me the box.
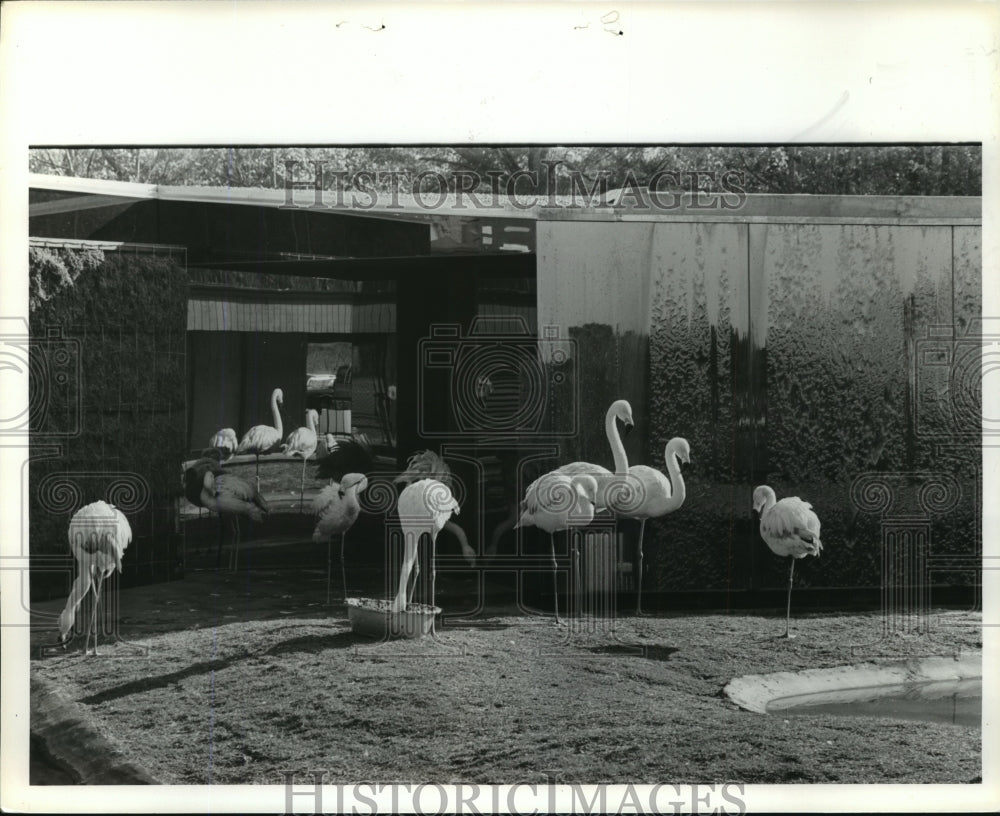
[340,533,348,602]
[635,518,648,616]
[550,533,562,625]
[326,536,332,605]
[58,568,94,646]
[87,570,105,656]
[392,533,420,612]
[300,458,308,513]
[430,532,438,635]
[407,555,422,608]
[784,558,796,638]
[571,530,582,618]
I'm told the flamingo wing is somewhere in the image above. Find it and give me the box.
[761,497,823,557]
[237,425,281,454]
[555,462,613,479]
[209,474,268,521]
[283,426,317,457]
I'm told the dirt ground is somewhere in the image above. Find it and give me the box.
[30,568,981,786]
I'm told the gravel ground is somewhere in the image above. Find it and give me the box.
[30,573,981,786]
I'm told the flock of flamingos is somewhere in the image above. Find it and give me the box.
[55,388,824,654]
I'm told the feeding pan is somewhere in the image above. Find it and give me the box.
[346,597,441,640]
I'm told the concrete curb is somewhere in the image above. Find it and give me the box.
[31,674,160,785]
[724,650,982,714]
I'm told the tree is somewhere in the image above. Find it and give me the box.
[29,145,981,196]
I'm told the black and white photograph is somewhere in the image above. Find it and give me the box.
[1,2,997,814]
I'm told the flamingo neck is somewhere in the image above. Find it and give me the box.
[606,409,628,474]
[306,411,317,433]
[662,446,686,511]
[271,392,283,437]
[759,494,776,515]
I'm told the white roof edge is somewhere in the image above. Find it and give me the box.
[28,172,159,198]
[29,174,981,222]
[28,173,536,221]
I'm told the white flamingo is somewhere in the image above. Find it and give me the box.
[208,428,238,461]
[200,470,270,570]
[514,472,598,625]
[611,437,690,615]
[391,479,460,618]
[236,387,284,488]
[752,485,823,638]
[553,399,634,512]
[282,408,320,511]
[312,473,368,604]
[393,449,475,566]
[57,501,132,655]
[487,400,632,556]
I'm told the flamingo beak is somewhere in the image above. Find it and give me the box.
[338,490,345,499]
[622,421,634,438]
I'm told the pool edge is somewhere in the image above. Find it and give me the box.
[723,650,983,715]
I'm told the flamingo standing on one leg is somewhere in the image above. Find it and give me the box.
[200,470,270,570]
[312,473,368,604]
[391,479,460,622]
[57,501,132,655]
[610,437,690,616]
[236,387,284,488]
[208,428,238,462]
[488,400,633,557]
[752,485,823,639]
[514,473,598,625]
[283,409,320,511]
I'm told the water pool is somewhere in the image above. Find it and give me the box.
[768,677,982,728]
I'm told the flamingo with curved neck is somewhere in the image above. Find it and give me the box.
[283,408,320,511]
[486,399,633,559]
[236,387,284,488]
[611,437,691,615]
[553,398,634,512]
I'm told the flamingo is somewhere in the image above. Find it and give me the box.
[312,473,368,604]
[317,438,474,566]
[752,485,823,638]
[487,399,633,557]
[393,450,475,566]
[182,452,228,563]
[514,472,599,625]
[611,437,690,616]
[236,387,284,488]
[208,428,238,461]
[282,408,320,511]
[554,399,634,511]
[391,478,460,621]
[57,501,132,655]
[200,469,270,570]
